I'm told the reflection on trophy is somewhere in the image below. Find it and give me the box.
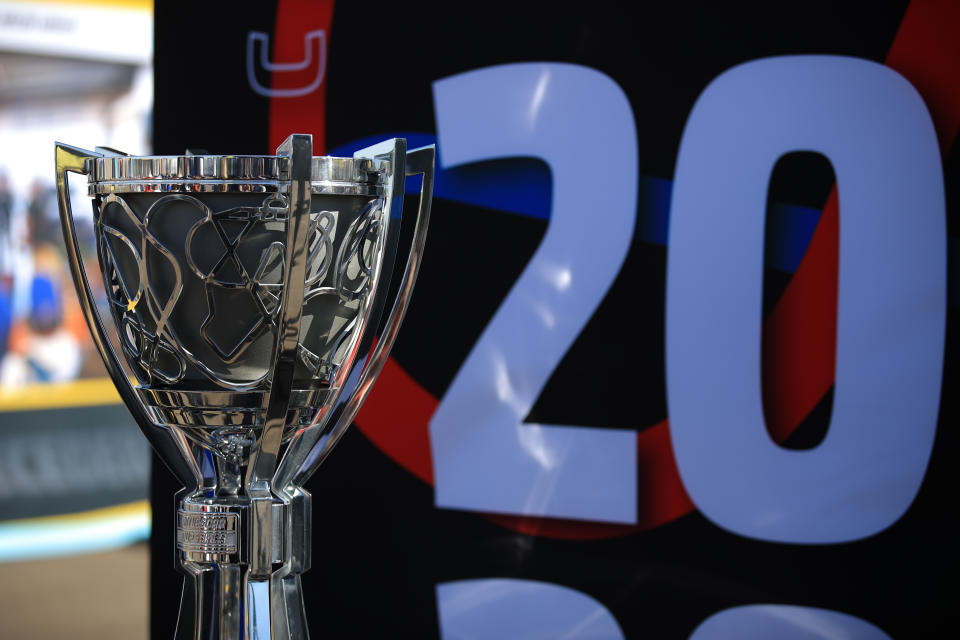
[54,134,434,639]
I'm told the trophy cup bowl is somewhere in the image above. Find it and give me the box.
[54,134,433,639]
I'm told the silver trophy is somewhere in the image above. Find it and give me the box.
[54,134,433,639]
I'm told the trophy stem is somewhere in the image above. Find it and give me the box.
[214,455,243,496]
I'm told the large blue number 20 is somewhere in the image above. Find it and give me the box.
[430,57,944,544]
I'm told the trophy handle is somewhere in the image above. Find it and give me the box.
[350,145,435,416]
[55,142,201,492]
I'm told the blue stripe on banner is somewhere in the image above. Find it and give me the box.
[764,203,822,273]
[636,178,823,274]
[330,134,551,221]
[637,175,673,247]
[332,134,958,303]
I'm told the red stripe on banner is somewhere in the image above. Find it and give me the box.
[268,0,334,154]
[354,357,436,485]
[354,0,960,539]
[762,189,838,443]
[885,0,960,152]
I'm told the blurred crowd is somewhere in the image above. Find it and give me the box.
[0,169,101,388]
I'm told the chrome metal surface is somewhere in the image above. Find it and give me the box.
[89,180,383,196]
[55,134,435,640]
[138,387,331,409]
[87,153,382,196]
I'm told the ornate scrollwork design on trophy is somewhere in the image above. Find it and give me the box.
[97,191,386,391]
[99,193,187,385]
[296,198,383,381]
[335,198,381,301]
[184,194,289,364]
[305,209,336,287]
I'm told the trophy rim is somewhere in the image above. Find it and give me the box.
[85,153,385,195]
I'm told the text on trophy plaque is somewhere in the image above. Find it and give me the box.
[176,511,240,554]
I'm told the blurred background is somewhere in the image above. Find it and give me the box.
[0,1,955,639]
[0,1,152,638]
